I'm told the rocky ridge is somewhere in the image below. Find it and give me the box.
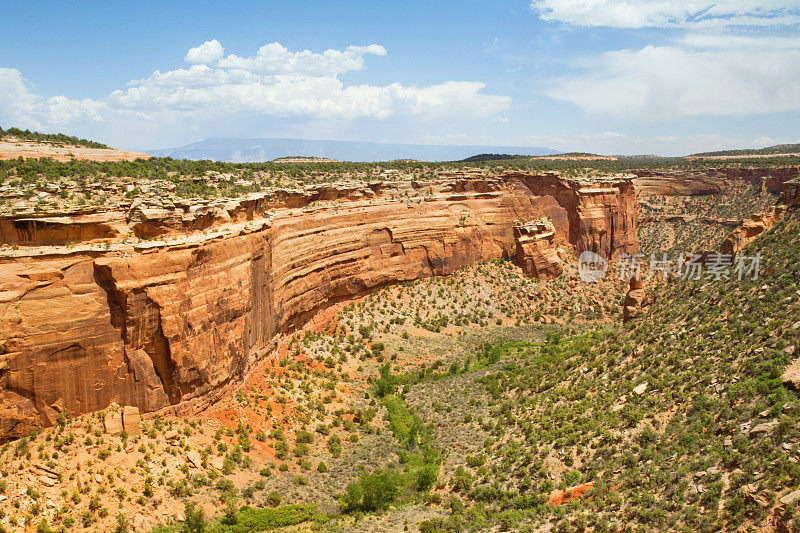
[0,137,150,163]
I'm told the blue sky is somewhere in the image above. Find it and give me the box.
[1,0,799,155]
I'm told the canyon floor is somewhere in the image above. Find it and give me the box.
[0,259,626,532]
[1,146,799,532]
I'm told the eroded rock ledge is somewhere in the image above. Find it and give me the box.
[0,172,637,440]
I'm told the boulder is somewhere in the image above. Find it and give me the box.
[749,421,778,436]
[104,410,123,435]
[782,360,800,391]
[780,489,800,506]
[208,455,224,471]
[186,450,203,469]
[50,397,66,413]
[122,406,141,435]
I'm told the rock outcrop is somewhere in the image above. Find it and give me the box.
[0,173,637,440]
[633,167,800,197]
[720,205,786,256]
[784,178,800,206]
[548,482,595,506]
[513,218,563,279]
[622,276,646,323]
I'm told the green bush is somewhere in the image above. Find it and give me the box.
[213,504,324,532]
[182,502,205,533]
[340,469,401,512]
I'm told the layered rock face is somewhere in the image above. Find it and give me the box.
[513,219,563,279]
[719,178,800,256]
[784,178,800,206]
[633,166,800,197]
[720,206,786,256]
[0,173,637,440]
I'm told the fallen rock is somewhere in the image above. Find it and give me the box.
[39,475,56,487]
[186,450,203,469]
[781,489,800,506]
[742,483,770,507]
[633,383,648,396]
[104,410,123,435]
[782,360,800,391]
[749,421,778,436]
[32,463,58,476]
[122,406,141,435]
[50,397,66,413]
[208,455,224,471]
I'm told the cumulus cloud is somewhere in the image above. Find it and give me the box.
[530,0,800,29]
[184,39,224,64]
[216,42,387,76]
[105,44,508,119]
[544,45,800,117]
[529,0,800,118]
[0,68,111,128]
[0,41,510,146]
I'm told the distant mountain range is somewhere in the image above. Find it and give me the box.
[149,138,560,162]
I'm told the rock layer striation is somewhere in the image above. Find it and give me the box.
[0,173,637,439]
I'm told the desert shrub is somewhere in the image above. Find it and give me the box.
[340,468,401,512]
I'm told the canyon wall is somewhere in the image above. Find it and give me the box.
[633,166,800,197]
[0,173,637,440]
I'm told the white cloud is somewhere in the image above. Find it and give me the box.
[185,39,224,64]
[0,41,510,147]
[0,68,112,128]
[216,42,387,76]
[679,33,800,50]
[531,0,800,29]
[530,1,800,118]
[545,44,800,117]
[0,68,35,121]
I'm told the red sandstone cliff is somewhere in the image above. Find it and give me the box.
[0,173,637,440]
